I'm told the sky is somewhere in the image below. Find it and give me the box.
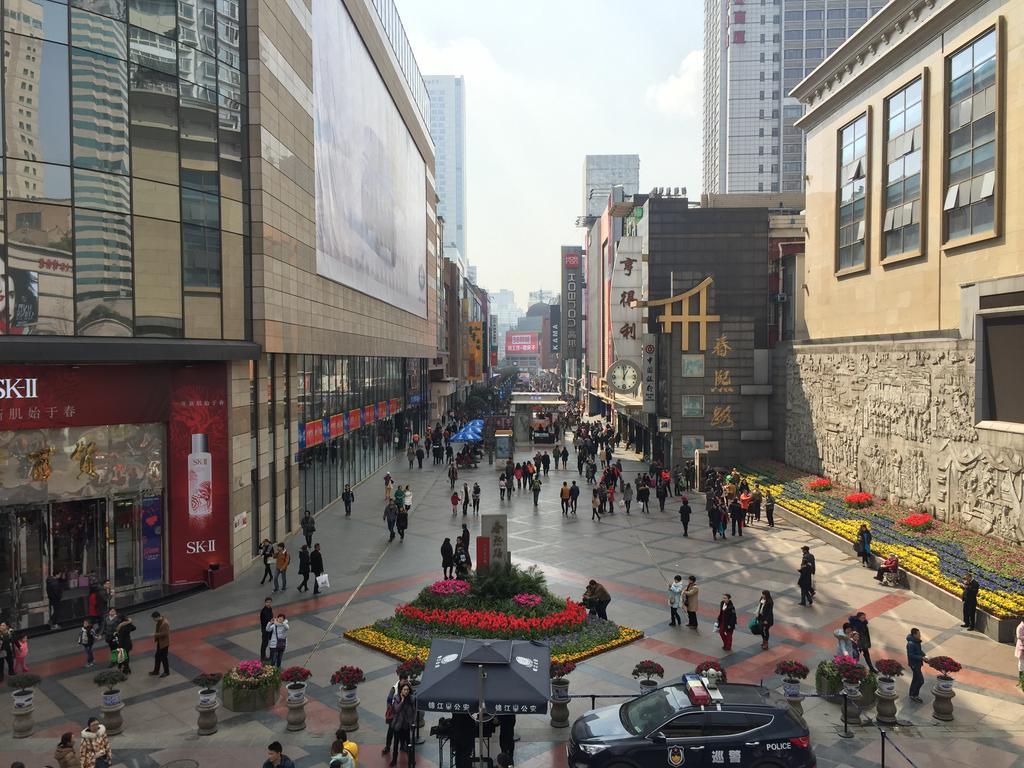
[395,0,704,312]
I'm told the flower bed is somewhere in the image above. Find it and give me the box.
[899,513,933,532]
[344,565,642,663]
[844,492,874,509]
[429,579,471,596]
[742,460,1024,618]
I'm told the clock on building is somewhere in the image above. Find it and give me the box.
[606,360,640,394]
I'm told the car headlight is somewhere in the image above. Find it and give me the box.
[578,744,609,756]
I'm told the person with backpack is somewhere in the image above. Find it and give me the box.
[78,619,96,668]
[531,475,542,506]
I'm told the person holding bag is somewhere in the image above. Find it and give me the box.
[79,717,112,768]
[716,594,737,651]
[311,543,326,595]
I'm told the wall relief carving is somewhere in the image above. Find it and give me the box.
[785,341,1024,545]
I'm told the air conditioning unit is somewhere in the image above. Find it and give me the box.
[772,293,788,303]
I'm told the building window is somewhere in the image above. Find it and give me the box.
[733,31,745,44]
[983,315,1024,423]
[838,113,868,270]
[883,78,924,259]
[734,11,746,22]
[944,28,997,241]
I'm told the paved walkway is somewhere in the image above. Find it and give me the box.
[3,430,1023,768]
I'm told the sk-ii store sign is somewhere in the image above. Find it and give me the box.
[0,378,38,399]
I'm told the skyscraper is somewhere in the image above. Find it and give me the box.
[583,155,640,217]
[702,0,886,194]
[425,75,467,259]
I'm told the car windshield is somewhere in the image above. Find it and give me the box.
[620,687,686,735]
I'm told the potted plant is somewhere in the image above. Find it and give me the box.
[331,665,365,703]
[632,660,665,694]
[926,656,962,693]
[192,673,223,707]
[221,660,281,712]
[94,670,127,708]
[694,659,727,688]
[281,667,312,702]
[874,659,904,696]
[814,659,843,698]
[397,658,425,685]
[775,660,809,698]
[833,656,867,692]
[7,674,41,710]
[549,660,576,728]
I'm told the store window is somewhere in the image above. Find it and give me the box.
[944,28,997,241]
[883,78,924,259]
[837,113,868,271]
[982,315,1024,423]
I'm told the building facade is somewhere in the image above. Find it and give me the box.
[0,0,441,627]
[703,0,887,194]
[583,155,639,218]
[425,75,467,260]
[787,0,1024,544]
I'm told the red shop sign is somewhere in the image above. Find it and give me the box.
[363,405,375,425]
[347,409,361,431]
[377,401,387,420]
[329,413,345,437]
[305,419,324,447]
[390,397,401,414]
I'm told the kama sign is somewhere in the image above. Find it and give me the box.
[506,332,539,354]
[549,304,561,356]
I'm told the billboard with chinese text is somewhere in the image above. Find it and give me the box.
[505,331,539,354]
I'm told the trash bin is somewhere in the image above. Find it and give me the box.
[205,562,234,589]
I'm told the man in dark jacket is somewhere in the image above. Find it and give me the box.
[264,740,297,768]
[798,560,814,606]
[800,546,816,594]
[341,484,355,516]
[849,611,875,673]
[583,580,611,620]
[260,597,274,662]
[300,511,316,548]
[297,545,311,592]
[961,573,980,630]
[150,611,170,677]
[729,497,744,536]
[678,497,692,536]
[46,573,64,629]
[311,543,325,595]
[906,628,927,702]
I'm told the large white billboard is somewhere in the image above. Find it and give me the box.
[313,0,428,317]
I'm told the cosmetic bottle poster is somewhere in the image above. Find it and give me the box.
[168,364,229,585]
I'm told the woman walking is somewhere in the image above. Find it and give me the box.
[756,591,774,650]
[591,489,602,521]
[472,482,481,514]
[462,482,471,515]
[499,474,507,501]
[441,538,454,579]
[717,593,737,651]
[389,681,416,767]
[638,483,650,514]
[622,483,633,514]
[297,544,311,592]
[78,718,112,768]
[856,524,873,567]
[396,504,409,541]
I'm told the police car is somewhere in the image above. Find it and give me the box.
[567,676,815,768]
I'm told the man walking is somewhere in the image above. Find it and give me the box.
[683,576,700,629]
[559,482,570,516]
[311,543,325,595]
[342,484,355,516]
[531,475,542,506]
[764,490,776,527]
[849,611,876,673]
[729,496,744,536]
[961,573,980,630]
[274,543,290,593]
[472,482,481,514]
[259,597,274,662]
[569,481,579,515]
[906,627,927,702]
[149,611,170,677]
[800,545,816,595]
[678,496,691,536]
[798,555,815,606]
[300,511,316,548]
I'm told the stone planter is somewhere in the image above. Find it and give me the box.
[222,684,280,713]
[815,668,843,699]
[197,688,218,708]
[876,676,897,697]
[841,683,865,726]
[338,686,360,732]
[11,701,34,739]
[286,696,307,732]
[11,688,34,710]
[932,678,956,721]
[875,688,899,726]
[781,678,802,699]
[102,689,122,708]
[286,682,307,703]
[196,699,219,736]
[100,698,125,736]
[550,678,570,728]
[639,679,659,695]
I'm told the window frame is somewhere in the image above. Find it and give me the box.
[942,22,1002,250]
[834,108,872,276]
[881,70,928,266]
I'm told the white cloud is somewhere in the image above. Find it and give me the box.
[646,49,704,119]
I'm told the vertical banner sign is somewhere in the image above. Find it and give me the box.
[549,304,561,356]
[465,321,484,381]
[560,246,582,358]
[642,335,657,413]
[140,495,164,583]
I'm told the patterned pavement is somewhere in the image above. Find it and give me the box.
[3,434,1023,768]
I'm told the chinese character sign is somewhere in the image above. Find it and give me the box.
[560,246,583,356]
[505,332,539,354]
[648,276,721,352]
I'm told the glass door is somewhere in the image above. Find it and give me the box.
[111,496,138,589]
[50,498,106,587]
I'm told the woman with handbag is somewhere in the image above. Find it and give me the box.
[79,717,112,768]
[389,682,416,767]
[756,591,774,650]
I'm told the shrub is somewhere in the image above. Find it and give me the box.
[807,477,832,492]
[330,665,365,687]
[899,512,934,532]
[775,661,810,680]
[550,660,577,679]
[632,660,665,680]
[191,673,223,689]
[844,492,874,509]
[470,564,547,601]
[695,659,727,682]
[223,660,281,691]
[6,673,41,691]
[397,658,425,681]
[281,667,312,684]
[875,659,904,678]
[926,656,963,676]
[93,670,127,692]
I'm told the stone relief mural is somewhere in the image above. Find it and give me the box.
[785,341,1024,545]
